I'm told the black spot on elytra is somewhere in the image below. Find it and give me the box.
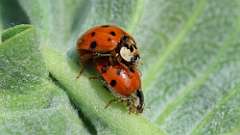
[110,31,116,36]
[101,25,110,27]
[90,41,97,49]
[110,80,117,87]
[108,38,111,41]
[91,32,95,37]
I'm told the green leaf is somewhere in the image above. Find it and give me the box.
[1,0,240,135]
[18,0,164,134]
[0,25,90,135]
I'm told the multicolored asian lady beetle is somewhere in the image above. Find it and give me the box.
[77,25,140,69]
[95,59,144,113]
[76,24,144,113]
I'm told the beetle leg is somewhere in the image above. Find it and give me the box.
[89,76,106,84]
[89,76,100,80]
[108,56,114,65]
[126,97,139,114]
[76,66,85,79]
[105,98,118,109]
[94,52,112,58]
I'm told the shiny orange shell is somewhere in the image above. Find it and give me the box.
[96,61,141,97]
[77,25,131,52]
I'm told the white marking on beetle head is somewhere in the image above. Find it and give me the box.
[120,46,134,62]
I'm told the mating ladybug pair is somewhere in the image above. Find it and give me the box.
[76,25,144,113]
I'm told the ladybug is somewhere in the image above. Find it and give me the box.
[95,59,144,113]
[77,25,140,69]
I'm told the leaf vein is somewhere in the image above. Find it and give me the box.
[143,0,207,92]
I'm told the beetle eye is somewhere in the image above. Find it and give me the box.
[136,54,140,58]
[130,55,137,63]
[135,55,140,61]
[134,56,137,61]
[130,57,135,62]
[122,35,129,41]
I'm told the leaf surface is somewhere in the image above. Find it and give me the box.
[0,25,90,135]
[1,0,240,134]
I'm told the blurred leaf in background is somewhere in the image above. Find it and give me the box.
[1,0,240,135]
